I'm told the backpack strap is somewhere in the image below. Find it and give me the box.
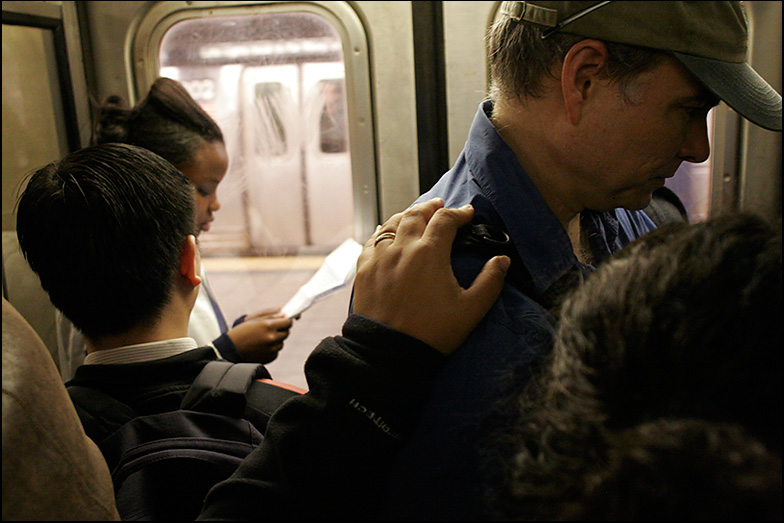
[182,361,303,433]
[244,379,305,426]
[180,360,270,418]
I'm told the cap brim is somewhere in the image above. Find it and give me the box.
[672,51,782,132]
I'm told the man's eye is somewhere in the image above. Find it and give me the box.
[684,105,710,117]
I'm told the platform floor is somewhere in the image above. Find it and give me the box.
[202,256,352,390]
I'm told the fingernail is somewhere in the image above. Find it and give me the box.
[496,255,511,271]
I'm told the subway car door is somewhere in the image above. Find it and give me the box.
[240,64,306,252]
[302,63,354,247]
[2,1,91,362]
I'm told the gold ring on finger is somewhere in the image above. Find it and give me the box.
[374,231,396,246]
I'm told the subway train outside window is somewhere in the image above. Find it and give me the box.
[159,10,355,255]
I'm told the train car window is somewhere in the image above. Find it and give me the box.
[158,11,355,254]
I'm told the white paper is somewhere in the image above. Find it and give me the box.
[281,238,364,318]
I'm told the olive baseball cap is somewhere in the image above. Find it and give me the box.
[500,1,782,131]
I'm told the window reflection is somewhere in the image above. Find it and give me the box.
[318,79,347,153]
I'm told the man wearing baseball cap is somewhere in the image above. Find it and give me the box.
[380,2,782,519]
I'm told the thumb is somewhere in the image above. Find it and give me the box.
[462,255,510,317]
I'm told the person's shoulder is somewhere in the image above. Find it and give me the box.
[449,267,555,355]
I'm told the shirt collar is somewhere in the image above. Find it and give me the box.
[581,209,621,265]
[83,337,200,365]
[464,100,578,294]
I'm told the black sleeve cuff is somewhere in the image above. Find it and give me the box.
[212,332,244,363]
[340,314,446,376]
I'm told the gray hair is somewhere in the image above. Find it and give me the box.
[487,16,667,103]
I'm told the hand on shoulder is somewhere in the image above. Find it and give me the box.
[353,198,509,355]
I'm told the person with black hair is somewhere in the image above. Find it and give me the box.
[15,149,509,517]
[17,144,216,430]
[56,77,292,380]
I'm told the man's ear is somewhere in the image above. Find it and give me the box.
[561,39,609,125]
[179,234,202,287]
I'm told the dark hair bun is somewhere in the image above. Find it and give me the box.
[94,96,131,144]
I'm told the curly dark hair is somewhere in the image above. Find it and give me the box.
[480,214,782,520]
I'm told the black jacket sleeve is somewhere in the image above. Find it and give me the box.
[211,332,244,363]
[197,314,446,520]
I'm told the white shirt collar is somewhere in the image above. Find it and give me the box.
[82,337,200,365]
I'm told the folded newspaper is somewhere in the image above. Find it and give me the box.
[281,238,364,318]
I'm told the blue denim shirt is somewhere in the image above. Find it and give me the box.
[380,101,656,519]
